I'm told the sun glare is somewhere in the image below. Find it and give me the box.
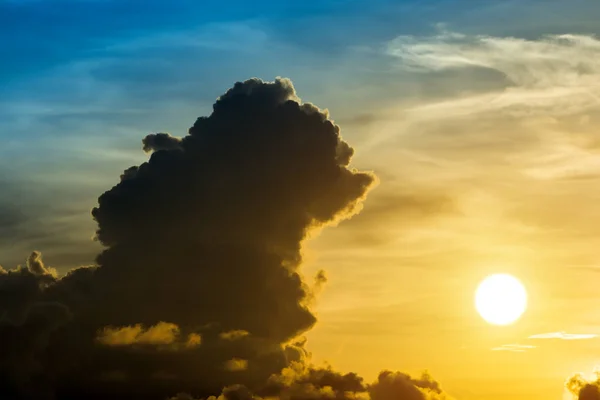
[475,274,527,326]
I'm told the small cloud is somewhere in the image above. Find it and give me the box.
[219,330,250,341]
[491,344,536,352]
[27,251,58,278]
[224,358,248,372]
[312,269,328,295]
[96,322,180,346]
[142,132,183,153]
[529,332,598,340]
[185,333,202,348]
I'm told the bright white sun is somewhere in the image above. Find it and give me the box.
[475,274,527,325]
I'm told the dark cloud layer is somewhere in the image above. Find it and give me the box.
[0,77,455,400]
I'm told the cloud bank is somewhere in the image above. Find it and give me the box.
[0,77,454,400]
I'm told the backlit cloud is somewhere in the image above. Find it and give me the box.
[566,369,600,400]
[96,322,181,346]
[0,77,457,400]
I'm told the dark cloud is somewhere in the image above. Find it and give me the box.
[26,251,57,277]
[95,322,187,347]
[0,251,70,398]
[142,133,183,153]
[174,363,454,400]
[0,77,457,400]
[0,77,387,399]
[566,373,600,400]
[314,269,327,288]
[0,251,57,325]
[369,370,450,400]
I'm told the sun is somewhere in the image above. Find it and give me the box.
[475,274,527,325]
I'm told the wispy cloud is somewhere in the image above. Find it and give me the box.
[529,332,598,340]
[491,344,536,353]
[386,30,600,119]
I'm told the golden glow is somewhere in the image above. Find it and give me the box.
[475,274,527,326]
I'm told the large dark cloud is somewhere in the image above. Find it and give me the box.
[0,77,456,400]
[0,77,384,399]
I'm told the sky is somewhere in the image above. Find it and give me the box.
[3,0,600,399]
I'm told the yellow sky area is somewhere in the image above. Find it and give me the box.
[302,112,600,398]
[300,32,600,399]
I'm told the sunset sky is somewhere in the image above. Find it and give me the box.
[3,1,600,399]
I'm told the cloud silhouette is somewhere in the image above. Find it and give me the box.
[566,371,600,400]
[96,322,183,347]
[370,370,452,400]
[142,132,183,153]
[0,77,398,399]
[173,363,454,400]
[0,77,456,400]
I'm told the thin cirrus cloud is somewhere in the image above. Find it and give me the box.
[490,332,597,354]
[385,30,600,119]
[529,332,598,340]
[491,344,537,353]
